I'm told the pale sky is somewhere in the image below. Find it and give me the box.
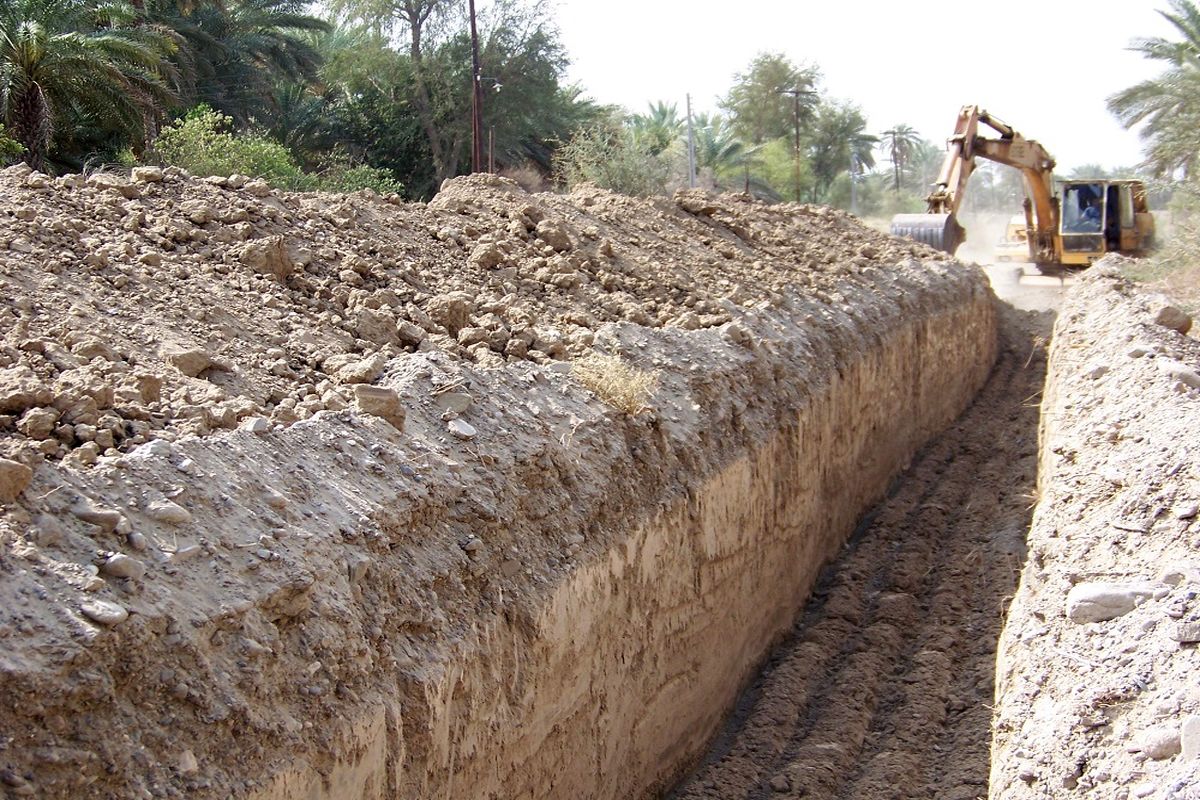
[553,0,1174,173]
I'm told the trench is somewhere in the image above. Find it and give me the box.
[665,309,1047,799]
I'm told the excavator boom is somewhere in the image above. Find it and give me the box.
[891,105,1059,261]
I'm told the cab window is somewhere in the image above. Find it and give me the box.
[1063,184,1102,233]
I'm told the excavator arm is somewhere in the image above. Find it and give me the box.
[891,105,1060,261]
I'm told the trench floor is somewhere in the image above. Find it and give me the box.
[667,310,1048,800]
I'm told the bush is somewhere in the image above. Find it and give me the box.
[572,353,659,414]
[153,106,305,186]
[553,124,674,197]
[0,125,25,165]
[151,107,403,195]
[310,148,404,195]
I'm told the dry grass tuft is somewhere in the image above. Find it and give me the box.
[572,353,659,414]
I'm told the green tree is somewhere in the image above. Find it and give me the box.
[553,116,674,197]
[330,0,459,180]
[0,0,176,170]
[629,101,682,156]
[145,0,329,125]
[720,52,819,145]
[1108,0,1200,176]
[0,124,25,163]
[317,3,599,196]
[807,100,876,203]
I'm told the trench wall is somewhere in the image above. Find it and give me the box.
[0,263,998,800]
[251,273,998,800]
[989,269,1200,797]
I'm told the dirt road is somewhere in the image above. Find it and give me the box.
[666,308,1047,800]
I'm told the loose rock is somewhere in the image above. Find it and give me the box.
[80,599,128,626]
[448,419,477,440]
[1065,582,1158,623]
[0,457,32,503]
[353,385,406,431]
[146,499,192,525]
[100,553,146,580]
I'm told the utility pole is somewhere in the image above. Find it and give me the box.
[850,151,859,216]
[778,88,816,203]
[468,0,483,173]
[686,93,696,189]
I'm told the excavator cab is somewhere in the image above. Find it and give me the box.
[1057,179,1154,267]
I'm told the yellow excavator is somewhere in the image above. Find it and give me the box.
[891,105,1154,272]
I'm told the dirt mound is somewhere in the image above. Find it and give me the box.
[0,165,987,800]
[991,265,1200,799]
[0,165,933,468]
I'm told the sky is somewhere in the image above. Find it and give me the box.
[553,0,1175,173]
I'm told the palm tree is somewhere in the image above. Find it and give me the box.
[807,101,877,203]
[880,123,922,193]
[628,100,682,156]
[0,0,177,170]
[144,0,328,125]
[691,112,746,189]
[1108,0,1200,176]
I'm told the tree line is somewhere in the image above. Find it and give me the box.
[0,0,1191,207]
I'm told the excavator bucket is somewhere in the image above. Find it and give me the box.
[889,213,965,255]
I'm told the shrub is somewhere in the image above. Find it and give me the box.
[0,125,25,164]
[310,148,404,195]
[572,353,659,414]
[553,124,674,197]
[152,106,305,186]
[151,107,403,195]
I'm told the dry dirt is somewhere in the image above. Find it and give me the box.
[2,155,1197,800]
[990,266,1200,800]
[0,163,992,800]
[0,163,935,469]
[666,307,1048,800]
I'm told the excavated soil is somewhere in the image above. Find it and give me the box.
[0,164,998,800]
[4,156,1194,800]
[991,267,1200,800]
[668,309,1048,800]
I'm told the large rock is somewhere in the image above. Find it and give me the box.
[325,351,388,385]
[353,385,405,431]
[130,166,163,183]
[535,219,573,252]
[1152,301,1193,335]
[1157,358,1200,390]
[426,292,473,336]
[0,366,52,414]
[0,458,33,503]
[86,172,140,199]
[1065,581,1158,623]
[236,236,295,281]
[162,345,223,378]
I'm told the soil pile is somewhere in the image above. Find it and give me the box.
[0,165,933,467]
[991,264,1200,799]
[0,164,988,800]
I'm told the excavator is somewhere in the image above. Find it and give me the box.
[890,105,1155,272]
